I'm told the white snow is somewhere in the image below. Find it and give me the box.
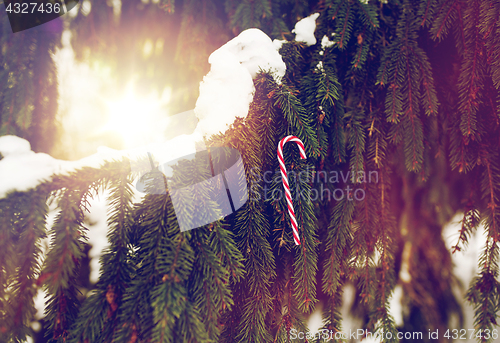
[399,241,412,282]
[33,289,47,320]
[321,35,335,49]
[218,29,286,82]
[84,191,110,284]
[292,13,320,46]
[194,49,255,138]
[0,133,203,199]
[0,135,31,156]
[388,284,404,326]
[0,136,77,198]
[442,213,486,286]
[315,61,325,73]
[307,304,325,337]
[442,214,493,342]
[273,39,286,51]
[194,28,286,138]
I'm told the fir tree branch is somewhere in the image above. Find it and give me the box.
[366,116,388,168]
[42,188,87,343]
[330,103,347,164]
[418,0,438,27]
[0,199,17,334]
[430,0,461,41]
[334,0,353,50]
[373,167,397,325]
[253,74,281,164]
[452,206,480,253]
[457,0,485,138]
[327,0,347,23]
[480,1,500,91]
[187,224,242,341]
[322,195,354,296]
[466,240,500,343]
[449,115,478,173]
[356,1,379,30]
[274,84,320,158]
[346,110,366,177]
[292,166,318,313]
[230,121,275,343]
[352,27,368,69]
[3,191,47,342]
[351,178,377,307]
[70,170,135,343]
[414,46,439,116]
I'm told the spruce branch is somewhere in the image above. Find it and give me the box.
[455,0,485,139]
[274,84,320,158]
[418,0,439,27]
[414,45,439,117]
[2,191,47,342]
[366,115,388,168]
[330,103,347,164]
[346,110,367,178]
[449,113,478,173]
[351,27,370,69]
[187,223,243,341]
[291,166,319,313]
[112,193,170,342]
[229,122,276,343]
[452,207,481,253]
[42,188,87,343]
[253,74,282,164]
[332,0,354,50]
[429,0,461,42]
[356,1,379,30]
[322,196,354,297]
[466,240,500,343]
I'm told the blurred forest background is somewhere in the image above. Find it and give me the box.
[0,0,313,158]
[1,0,500,343]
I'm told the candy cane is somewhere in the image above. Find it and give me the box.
[277,135,307,245]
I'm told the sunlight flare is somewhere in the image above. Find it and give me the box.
[102,82,171,149]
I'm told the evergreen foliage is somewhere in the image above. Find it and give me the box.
[1,0,500,343]
[0,8,60,153]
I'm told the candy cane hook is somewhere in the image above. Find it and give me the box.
[277,135,307,245]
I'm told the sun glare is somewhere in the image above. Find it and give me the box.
[102,83,171,149]
[55,30,173,158]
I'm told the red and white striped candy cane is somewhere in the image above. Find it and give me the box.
[277,135,307,245]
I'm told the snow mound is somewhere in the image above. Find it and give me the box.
[194,28,286,138]
[0,135,32,156]
[292,13,320,46]
[0,135,71,197]
[194,48,255,138]
[0,133,203,199]
[273,39,286,51]
[321,35,334,49]
[221,28,286,82]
